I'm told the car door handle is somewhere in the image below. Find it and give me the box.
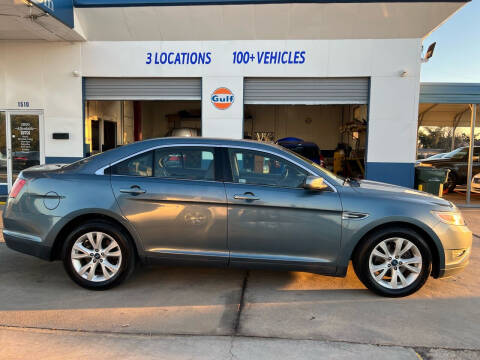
[233,193,259,201]
[120,186,146,195]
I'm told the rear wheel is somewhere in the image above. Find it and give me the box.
[62,220,135,290]
[353,227,432,297]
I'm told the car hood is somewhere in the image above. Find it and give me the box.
[350,179,454,208]
[417,158,453,166]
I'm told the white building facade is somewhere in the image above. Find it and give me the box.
[0,0,467,194]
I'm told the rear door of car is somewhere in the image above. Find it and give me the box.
[109,146,228,266]
[223,147,343,274]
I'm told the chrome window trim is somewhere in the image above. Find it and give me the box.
[94,143,338,192]
[109,173,223,184]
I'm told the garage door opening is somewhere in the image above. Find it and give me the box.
[244,104,368,178]
[243,78,369,179]
[83,77,202,155]
[85,100,201,156]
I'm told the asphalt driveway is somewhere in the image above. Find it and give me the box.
[0,209,479,358]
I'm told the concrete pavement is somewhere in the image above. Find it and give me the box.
[0,209,479,359]
[0,327,426,360]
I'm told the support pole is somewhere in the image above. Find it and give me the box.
[466,104,476,204]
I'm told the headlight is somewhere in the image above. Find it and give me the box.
[432,211,465,226]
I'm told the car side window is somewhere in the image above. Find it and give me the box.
[154,147,215,181]
[110,151,153,177]
[228,148,308,188]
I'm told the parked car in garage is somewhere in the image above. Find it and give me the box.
[276,137,325,167]
[166,128,199,137]
[418,146,480,192]
[3,138,472,297]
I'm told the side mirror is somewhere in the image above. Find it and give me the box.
[303,176,329,191]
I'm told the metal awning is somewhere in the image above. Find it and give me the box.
[420,83,480,104]
[418,103,479,127]
[418,83,480,128]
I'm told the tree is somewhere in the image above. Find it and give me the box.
[418,126,479,150]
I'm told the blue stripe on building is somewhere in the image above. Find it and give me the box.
[31,0,74,28]
[45,157,83,164]
[365,162,415,188]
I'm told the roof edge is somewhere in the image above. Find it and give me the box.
[74,0,469,7]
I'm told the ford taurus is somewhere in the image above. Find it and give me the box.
[3,138,472,297]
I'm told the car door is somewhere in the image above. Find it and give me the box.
[224,147,343,274]
[109,146,228,266]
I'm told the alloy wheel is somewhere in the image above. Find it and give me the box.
[71,232,123,282]
[368,237,422,290]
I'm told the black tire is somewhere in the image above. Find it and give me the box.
[445,171,457,193]
[353,227,432,297]
[62,220,136,290]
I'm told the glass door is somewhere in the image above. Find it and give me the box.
[2,111,44,191]
[0,112,6,187]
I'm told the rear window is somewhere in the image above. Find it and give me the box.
[109,147,216,181]
[111,151,153,177]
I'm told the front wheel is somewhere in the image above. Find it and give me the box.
[62,220,135,290]
[353,228,432,297]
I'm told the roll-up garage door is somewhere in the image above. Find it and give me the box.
[84,78,202,100]
[244,78,369,104]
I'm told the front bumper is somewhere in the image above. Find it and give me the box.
[3,230,51,260]
[472,182,480,193]
[433,222,472,278]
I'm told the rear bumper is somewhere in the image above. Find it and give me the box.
[3,230,51,260]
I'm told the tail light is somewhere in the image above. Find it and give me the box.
[10,178,26,198]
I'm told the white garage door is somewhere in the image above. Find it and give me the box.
[244,78,369,105]
[84,78,202,100]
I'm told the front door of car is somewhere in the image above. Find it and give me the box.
[224,148,342,274]
[110,146,228,266]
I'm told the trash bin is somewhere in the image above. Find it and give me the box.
[415,167,450,197]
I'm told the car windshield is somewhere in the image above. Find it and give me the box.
[279,146,344,184]
[428,153,445,159]
[443,148,468,160]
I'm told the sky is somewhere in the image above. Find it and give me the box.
[421,1,480,83]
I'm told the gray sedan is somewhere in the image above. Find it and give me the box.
[3,138,472,297]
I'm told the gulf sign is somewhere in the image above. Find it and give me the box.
[211,88,234,110]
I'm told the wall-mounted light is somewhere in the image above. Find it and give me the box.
[72,70,81,77]
[399,70,408,78]
[421,42,436,63]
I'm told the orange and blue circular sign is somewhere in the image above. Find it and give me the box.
[211,87,234,110]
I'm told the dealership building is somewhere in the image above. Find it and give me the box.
[0,0,468,194]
